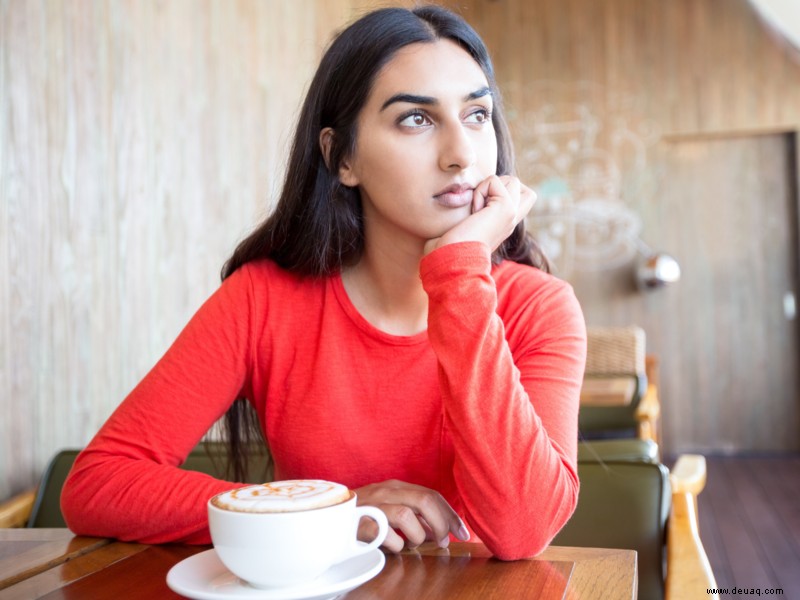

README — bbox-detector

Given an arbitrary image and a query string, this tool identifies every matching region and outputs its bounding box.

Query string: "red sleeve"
[60,266,259,544]
[420,242,586,560]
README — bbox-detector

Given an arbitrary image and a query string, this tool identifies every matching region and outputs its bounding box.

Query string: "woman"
[61,5,586,561]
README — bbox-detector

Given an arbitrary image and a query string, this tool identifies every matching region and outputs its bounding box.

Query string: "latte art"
[211,480,351,513]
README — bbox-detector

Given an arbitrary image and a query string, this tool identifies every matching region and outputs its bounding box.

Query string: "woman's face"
[339,40,498,248]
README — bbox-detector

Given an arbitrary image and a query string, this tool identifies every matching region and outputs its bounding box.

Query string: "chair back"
[580,325,647,434]
[552,439,670,600]
[28,444,271,528]
[28,450,81,528]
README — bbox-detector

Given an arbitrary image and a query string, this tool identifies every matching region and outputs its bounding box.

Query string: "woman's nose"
[438,123,477,172]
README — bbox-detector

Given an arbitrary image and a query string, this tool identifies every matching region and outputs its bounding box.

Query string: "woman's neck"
[341,235,429,337]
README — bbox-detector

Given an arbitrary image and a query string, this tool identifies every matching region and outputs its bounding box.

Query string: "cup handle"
[347,505,389,558]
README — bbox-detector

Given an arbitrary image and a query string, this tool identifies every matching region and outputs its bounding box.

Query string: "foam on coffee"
[211,480,351,513]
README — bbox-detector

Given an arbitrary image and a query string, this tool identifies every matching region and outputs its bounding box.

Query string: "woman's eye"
[398,112,432,128]
[465,109,491,124]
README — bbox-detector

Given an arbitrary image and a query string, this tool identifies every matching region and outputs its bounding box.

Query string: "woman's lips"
[434,185,474,208]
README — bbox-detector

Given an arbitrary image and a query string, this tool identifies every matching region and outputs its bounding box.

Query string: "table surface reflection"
[0,529,636,599]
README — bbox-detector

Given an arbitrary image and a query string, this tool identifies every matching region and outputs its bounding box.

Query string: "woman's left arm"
[420,241,586,561]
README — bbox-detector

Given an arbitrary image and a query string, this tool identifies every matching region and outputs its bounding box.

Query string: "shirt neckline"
[330,272,429,346]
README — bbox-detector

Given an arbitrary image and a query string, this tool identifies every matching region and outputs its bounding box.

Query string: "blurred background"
[2,0,799,507]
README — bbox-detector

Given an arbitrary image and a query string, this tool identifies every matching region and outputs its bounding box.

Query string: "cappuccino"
[207,479,389,588]
[211,480,351,513]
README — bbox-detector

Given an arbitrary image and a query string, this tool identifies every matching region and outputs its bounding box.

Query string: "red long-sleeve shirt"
[61,242,586,560]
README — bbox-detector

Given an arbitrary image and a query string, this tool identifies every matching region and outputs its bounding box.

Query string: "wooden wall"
[464,0,800,133]
[2,0,799,500]
[457,0,800,453]
[0,0,408,502]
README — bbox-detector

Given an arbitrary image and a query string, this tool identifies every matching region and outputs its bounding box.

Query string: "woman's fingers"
[496,175,521,205]
[472,174,505,212]
[357,507,408,552]
[384,504,429,548]
[426,175,536,254]
[355,480,468,553]
[496,175,535,224]
[472,182,486,213]
[469,175,526,247]
[517,181,537,221]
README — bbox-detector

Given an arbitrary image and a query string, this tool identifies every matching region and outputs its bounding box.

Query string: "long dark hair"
[217,5,550,481]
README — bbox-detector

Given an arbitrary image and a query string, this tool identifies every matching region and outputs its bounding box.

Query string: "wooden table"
[0,529,637,599]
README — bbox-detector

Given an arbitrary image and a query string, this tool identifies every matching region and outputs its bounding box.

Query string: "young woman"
[61,5,586,561]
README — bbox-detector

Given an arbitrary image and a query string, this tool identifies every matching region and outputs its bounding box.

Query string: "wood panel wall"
[457,0,800,453]
[463,0,800,134]
[2,0,799,500]
[0,0,411,501]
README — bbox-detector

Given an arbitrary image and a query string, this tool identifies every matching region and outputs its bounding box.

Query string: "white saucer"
[166,548,385,600]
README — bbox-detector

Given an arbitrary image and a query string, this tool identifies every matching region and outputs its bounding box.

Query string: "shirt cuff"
[419,241,492,285]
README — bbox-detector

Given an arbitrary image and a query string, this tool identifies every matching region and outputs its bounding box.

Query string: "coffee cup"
[208,480,388,589]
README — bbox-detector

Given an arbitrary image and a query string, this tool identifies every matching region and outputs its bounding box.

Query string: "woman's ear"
[319,127,359,187]
[319,128,335,170]
[338,161,359,187]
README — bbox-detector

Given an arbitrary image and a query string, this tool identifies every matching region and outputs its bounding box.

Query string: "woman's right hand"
[354,480,470,553]
[423,175,536,256]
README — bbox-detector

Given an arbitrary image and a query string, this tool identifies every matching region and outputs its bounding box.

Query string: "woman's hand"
[354,480,470,553]
[424,175,536,255]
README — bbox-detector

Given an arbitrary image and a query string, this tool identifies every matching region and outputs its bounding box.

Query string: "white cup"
[207,487,388,589]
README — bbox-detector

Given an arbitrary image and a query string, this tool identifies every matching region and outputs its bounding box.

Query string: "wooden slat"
[0,531,110,590]
[40,545,200,599]
[1,541,147,600]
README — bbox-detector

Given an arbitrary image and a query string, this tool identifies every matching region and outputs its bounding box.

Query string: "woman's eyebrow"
[465,86,492,102]
[380,86,492,111]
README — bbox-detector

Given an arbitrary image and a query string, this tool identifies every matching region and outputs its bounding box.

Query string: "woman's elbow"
[60,467,119,538]
[61,475,96,536]
[487,524,560,561]
[485,474,580,561]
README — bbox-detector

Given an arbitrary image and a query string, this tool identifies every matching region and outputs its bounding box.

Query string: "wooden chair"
[0,489,36,528]
[553,440,717,600]
[579,325,662,445]
[0,444,271,528]
[0,451,77,528]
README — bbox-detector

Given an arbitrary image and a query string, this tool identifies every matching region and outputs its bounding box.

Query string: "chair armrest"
[635,354,661,445]
[635,383,660,421]
[670,454,706,496]
[665,455,718,600]
[0,488,36,528]
[635,383,661,444]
